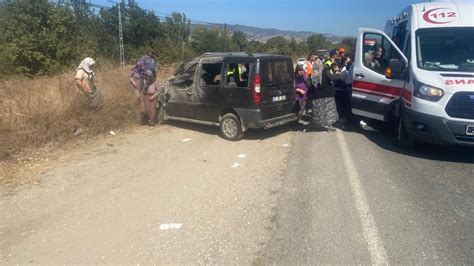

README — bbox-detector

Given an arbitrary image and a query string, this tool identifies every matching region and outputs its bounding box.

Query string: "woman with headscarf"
[310,62,341,132]
[74,57,103,112]
[139,70,163,126]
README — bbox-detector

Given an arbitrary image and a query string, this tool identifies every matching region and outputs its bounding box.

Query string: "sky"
[94,0,468,36]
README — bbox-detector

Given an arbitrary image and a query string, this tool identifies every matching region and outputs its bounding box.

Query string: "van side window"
[363,33,402,75]
[261,62,274,84]
[274,61,293,83]
[225,63,251,87]
[200,62,222,86]
[170,61,197,88]
[261,60,293,85]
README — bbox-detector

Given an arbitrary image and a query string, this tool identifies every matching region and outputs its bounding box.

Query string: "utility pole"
[223,23,227,52]
[118,0,125,67]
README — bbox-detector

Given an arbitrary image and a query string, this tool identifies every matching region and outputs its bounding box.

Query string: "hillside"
[191,22,347,43]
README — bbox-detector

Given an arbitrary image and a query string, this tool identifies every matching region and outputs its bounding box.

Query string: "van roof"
[201,52,292,60]
[411,1,473,29]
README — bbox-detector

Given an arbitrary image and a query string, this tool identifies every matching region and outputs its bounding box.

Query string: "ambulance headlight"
[414,80,444,102]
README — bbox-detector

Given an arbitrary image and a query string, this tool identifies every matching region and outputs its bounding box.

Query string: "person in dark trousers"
[334,56,352,124]
[308,63,341,132]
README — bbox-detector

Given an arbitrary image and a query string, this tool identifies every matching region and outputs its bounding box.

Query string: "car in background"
[296,58,306,66]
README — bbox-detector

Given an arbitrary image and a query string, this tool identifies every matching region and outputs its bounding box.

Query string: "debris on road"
[232,162,242,168]
[237,154,246,159]
[282,144,289,147]
[159,223,183,230]
[181,138,192,142]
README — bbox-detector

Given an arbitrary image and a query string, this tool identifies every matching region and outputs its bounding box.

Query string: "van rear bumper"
[235,109,298,130]
[404,108,474,146]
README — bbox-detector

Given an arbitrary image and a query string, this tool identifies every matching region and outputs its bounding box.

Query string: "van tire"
[220,113,243,141]
[397,115,414,149]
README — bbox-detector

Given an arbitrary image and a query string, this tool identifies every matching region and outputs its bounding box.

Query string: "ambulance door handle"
[355,73,365,78]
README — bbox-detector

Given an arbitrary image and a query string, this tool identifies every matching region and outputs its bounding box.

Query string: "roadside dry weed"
[0,63,176,158]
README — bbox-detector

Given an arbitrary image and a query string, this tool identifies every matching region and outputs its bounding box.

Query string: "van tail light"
[252,74,261,104]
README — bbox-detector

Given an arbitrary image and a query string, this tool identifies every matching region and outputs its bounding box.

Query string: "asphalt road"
[1,122,473,264]
[264,124,474,264]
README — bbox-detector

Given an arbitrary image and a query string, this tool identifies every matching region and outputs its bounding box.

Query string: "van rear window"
[260,60,293,85]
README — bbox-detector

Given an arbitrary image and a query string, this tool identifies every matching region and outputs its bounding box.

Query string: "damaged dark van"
[160,53,297,140]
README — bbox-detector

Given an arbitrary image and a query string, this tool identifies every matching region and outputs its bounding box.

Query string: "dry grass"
[0,63,177,156]
[0,63,177,187]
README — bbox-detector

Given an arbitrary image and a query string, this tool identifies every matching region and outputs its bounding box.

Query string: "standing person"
[337,47,346,67]
[74,57,103,112]
[313,54,324,85]
[139,70,163,126]
[129,60,145,101]
[294,65,309,118]
[335,57,352,123]
[141,48,156,76]
[324,50,339,69]
[309,63,341,132]
[373,46,387,71]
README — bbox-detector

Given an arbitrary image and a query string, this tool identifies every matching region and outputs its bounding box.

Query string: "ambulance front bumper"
[404,108,474,147]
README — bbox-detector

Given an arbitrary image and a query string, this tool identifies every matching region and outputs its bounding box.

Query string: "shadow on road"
[353,125,474,164]
[164,120,294,141]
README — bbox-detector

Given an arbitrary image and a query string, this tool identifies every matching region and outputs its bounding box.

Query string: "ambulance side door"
[352,28,408,121]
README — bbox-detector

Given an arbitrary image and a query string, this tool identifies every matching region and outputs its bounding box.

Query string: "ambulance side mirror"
[385,59,405,80]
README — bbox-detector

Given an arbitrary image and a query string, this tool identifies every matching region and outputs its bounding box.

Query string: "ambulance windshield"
[416,27,474,72]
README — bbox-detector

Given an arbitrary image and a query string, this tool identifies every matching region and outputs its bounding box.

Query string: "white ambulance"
[351,1,474,147]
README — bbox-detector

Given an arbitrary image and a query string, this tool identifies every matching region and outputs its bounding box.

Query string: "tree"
[231,31,247,52]
[191,27,221,54]
[0,0,78,75]
[247,40,266,53]
[340,37,356,56]
[307,34,331,54]
[265,36,290,55]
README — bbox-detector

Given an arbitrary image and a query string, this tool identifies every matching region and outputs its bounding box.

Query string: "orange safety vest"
[304,61,313,77]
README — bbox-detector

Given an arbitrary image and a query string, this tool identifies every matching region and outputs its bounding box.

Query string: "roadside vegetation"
[0,0,355,154]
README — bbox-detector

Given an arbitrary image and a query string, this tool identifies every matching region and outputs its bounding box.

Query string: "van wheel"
[220,113,243,141]
[397,115,414,149]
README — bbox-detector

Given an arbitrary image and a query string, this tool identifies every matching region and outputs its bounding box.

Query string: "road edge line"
[336,130,389,265]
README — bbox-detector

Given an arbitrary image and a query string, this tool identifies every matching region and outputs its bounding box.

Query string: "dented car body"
[161,52,297,140]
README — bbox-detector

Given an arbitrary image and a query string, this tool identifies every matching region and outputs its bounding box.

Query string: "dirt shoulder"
[1,123,294,263]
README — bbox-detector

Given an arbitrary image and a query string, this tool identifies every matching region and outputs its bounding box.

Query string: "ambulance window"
[393,21,408,50]
[363,33,402,75]
[404,34,411,62]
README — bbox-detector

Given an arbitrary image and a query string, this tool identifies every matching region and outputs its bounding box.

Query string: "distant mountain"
[190,23,347,44]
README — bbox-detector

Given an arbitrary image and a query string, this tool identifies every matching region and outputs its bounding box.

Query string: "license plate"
[467,125,474,136]
[272,95,286,102]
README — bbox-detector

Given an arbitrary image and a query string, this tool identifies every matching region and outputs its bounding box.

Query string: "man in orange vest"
[304,54,316,78]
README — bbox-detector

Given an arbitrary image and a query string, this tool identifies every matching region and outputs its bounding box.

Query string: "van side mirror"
[385,59,404,80]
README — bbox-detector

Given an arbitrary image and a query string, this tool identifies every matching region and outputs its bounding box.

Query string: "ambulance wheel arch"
[352,27,409,122]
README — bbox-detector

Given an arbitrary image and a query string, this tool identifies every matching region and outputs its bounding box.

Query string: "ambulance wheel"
[397,115,414,149]
[220,113,243,141]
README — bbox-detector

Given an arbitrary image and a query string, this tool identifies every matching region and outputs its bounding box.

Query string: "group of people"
[74,48,163,126]
[294,48,354,132]
[74,47,355,131]
[128,48,163,126]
